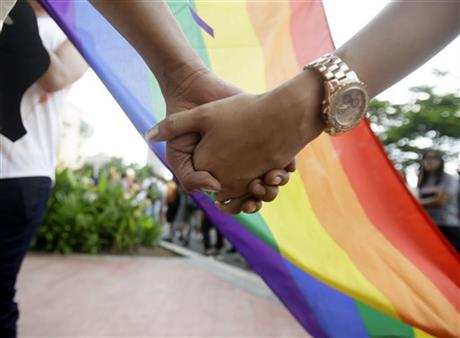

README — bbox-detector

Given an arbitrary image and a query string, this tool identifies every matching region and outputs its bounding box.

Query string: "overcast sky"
[67,0,459,172]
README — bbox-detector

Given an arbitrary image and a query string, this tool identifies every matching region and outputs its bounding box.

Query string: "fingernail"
[273,176,282,185]
[246,205,257,213]
[144,125,159,140]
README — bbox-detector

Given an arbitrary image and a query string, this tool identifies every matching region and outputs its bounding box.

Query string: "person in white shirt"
[0,2,87,336]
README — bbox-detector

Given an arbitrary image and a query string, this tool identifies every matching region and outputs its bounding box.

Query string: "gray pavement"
[163,223,250,270]
[17,253,309,337]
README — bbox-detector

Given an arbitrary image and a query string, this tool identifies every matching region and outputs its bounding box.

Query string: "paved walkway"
[17,254,308,337]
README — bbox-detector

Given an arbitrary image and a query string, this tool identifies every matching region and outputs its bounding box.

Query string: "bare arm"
[89,0,205,93]
[420,191,451,208]
[336,1,460,98]
[38,40,88,92]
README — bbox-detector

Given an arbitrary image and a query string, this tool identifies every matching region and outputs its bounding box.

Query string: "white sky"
[67,0,460,174]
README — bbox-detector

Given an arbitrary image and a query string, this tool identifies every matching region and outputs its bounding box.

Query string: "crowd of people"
[103,169,231,256]
[108,150,460,256]
[104,148,460,257]
[163,180,232,256]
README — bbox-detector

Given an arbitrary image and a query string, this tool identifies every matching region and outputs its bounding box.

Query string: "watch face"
[332,84,368,129]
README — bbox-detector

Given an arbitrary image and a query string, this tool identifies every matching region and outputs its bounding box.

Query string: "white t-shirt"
[0,16,67,180]
[0,0,16,32]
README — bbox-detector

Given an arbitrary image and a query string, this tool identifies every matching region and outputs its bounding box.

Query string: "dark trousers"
[0,177,52,338]
[202,218,223,251]
[439,225,460,253]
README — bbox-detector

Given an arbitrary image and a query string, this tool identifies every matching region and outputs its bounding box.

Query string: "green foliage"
[369,86,460,169]
[88,157,162,182]
[32,168,161,254]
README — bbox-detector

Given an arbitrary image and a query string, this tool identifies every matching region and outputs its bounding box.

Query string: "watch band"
[305,53,358,84]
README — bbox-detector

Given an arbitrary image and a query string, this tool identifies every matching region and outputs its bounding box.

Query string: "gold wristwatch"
[305,53,369,136]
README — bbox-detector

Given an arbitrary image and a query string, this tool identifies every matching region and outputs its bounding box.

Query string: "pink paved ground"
[17,255,308,337]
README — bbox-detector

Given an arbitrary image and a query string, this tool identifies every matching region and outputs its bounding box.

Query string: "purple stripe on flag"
[188,5,214,38]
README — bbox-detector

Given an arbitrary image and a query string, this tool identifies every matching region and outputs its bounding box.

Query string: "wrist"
[267,69,325,151]
[152,57,207,98]
[293,69,325,142]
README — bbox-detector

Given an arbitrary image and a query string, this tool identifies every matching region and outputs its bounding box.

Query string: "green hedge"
[32,168,161,254]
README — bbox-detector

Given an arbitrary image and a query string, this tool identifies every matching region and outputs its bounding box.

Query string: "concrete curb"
[159,240,280,304]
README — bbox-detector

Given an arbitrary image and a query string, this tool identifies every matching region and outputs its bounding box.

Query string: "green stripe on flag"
[235,213,279,251]
[356,301,415,338]
[148,0,212,122]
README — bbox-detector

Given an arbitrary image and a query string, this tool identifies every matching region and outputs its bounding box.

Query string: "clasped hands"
[146,65,324,214]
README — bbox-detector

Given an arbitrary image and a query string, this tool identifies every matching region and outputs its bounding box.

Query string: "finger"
[240,199,263,214]
[263,170,290,186]
[285,158,296,172]
[247,179,266,199]
[261,186,278,202]
[248,180,278,202]
[215,198,244,215]
[144,109,204,142]
[214,189,241,203]
[216,196,263,215]
[181,171,221,193]
[167,144,221,193]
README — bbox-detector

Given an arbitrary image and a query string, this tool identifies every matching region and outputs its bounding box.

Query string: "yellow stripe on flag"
[195,1,266,94]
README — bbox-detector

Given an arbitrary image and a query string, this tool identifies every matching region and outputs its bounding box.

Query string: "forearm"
[336,1,460,98]
[420,197,441,208]
[89,0,205,92]
[420,192,450,208]
[38,40,88,92]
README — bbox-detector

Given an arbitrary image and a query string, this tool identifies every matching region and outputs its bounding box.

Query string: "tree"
[369,85,460,170]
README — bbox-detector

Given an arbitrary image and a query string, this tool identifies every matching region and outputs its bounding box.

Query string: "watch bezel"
[325,81,369,134]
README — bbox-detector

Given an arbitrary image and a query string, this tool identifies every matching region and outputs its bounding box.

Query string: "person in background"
[201,213,224,256]
[457,167,460,225]
[173,188,199,246]
[109,167,122,186]
[143,196,155,219]
[164,179,180,242]
[0,2,87,336]
[417,149,460,252]
[151,177,168,224]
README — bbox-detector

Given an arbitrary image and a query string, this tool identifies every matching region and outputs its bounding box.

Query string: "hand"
[151,64,296,213]
[218,159,296,214]
[149,70,325,213]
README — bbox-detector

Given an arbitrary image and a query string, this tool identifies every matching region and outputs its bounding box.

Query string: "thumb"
[144,109,203,142]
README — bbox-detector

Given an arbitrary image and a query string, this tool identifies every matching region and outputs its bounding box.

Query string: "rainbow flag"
[39,1,459,337]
